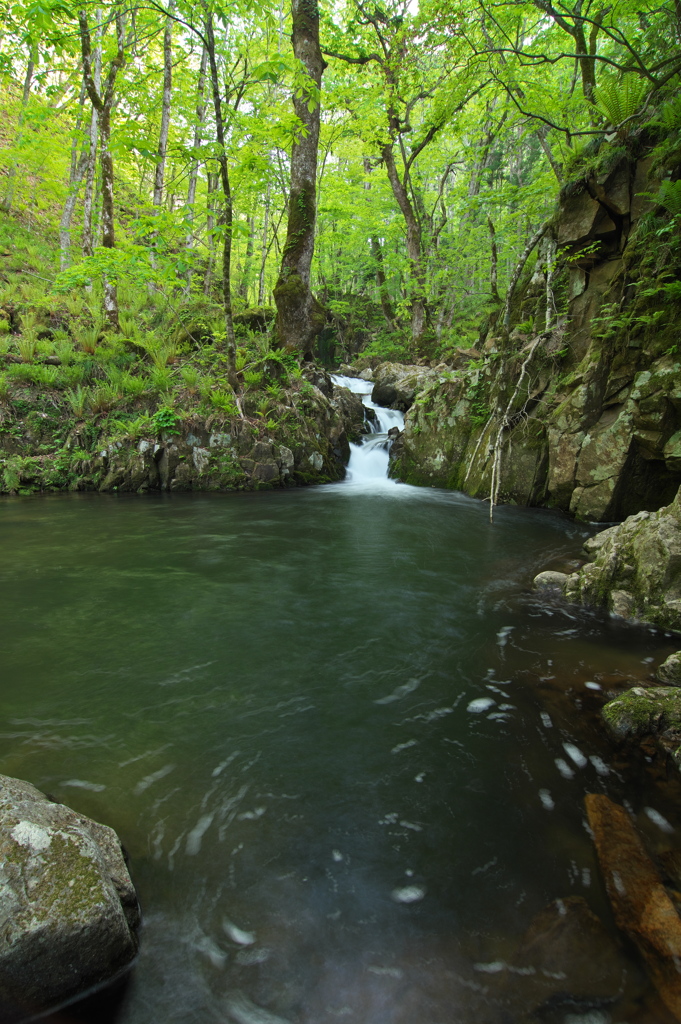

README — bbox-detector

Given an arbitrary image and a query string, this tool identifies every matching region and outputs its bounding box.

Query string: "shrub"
[209,390,237,416]
[151,406,182,435]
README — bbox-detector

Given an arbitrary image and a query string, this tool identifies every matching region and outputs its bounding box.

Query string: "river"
[0,378,678,1023]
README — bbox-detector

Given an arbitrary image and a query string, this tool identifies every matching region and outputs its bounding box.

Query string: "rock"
[602,686,681,767]
[371,382,398,407]
[583,525,620,557]
[381,155,681,518]
[0,774,139,1017]
[359,367,374,381]
[660,850,681,890]
[549,487,681,631]
[371,361,442,411]
[232,307,274,333]
[498,895,643,1018]
[657,653,681,686]
[610,588,637,619]
[533,570,569,594]
[585,793,681,1021]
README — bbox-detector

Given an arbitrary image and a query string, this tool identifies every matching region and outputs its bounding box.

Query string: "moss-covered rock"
[602,686,681,741]
[0,774,139,1016]
[0,370,366,495]
[557,488,681,630]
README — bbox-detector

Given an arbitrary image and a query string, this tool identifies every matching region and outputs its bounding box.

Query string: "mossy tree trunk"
[273,0,327,356]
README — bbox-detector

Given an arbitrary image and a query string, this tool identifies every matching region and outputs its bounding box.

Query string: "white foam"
[222,918,256,945]
[589,755,610,776]
[391,885,425,903]
[563,743,588,768]
[644,807,674,833]
[467,697,495,714]
[539,789,555,810]
[225,990,292,1024]
[61,778,106,792]
[186,813,214,855]
[554,758,574,779]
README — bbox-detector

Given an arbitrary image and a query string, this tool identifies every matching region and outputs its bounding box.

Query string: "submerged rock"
[0,774,139,1019]
[497,894,643,1018]
[585,793,681,1021]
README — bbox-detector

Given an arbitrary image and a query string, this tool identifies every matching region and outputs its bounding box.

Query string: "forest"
[1,0,679,377]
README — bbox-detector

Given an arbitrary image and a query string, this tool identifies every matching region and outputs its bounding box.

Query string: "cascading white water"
[332,374,405,486]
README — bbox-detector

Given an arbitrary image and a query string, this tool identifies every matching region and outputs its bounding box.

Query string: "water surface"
[0,485,676,1023]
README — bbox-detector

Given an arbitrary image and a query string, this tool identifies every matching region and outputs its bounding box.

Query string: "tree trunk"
[258,179,271,305]
[183,44,208,296]
[204,171,217,296]
[1,50,36,214]
[82,9,102,261]
[363,156,396,328]
[60,150,89,271]
[371,236,396,328]
[186,45,208,240]
[204,13,238,387]
[239,214,255,302]
[382,142,426,347]
[153,2,175,208]
[79,6,126,329]
[273,0,327,356]
[487,215,500,303]
[502,222,549,341]
[99,106,119,327]
[70,78,87,183]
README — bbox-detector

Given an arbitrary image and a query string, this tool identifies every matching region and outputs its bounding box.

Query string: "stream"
[0,377,679,1023]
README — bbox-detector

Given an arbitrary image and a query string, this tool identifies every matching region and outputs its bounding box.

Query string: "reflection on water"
[0,489,677,1024]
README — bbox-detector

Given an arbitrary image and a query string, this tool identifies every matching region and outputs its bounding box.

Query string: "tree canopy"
[0,0,678,361]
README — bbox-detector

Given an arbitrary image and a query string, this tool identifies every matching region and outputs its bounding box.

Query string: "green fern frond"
[593,74,650,127]
[656,179,681,218]
[658,95,681,131]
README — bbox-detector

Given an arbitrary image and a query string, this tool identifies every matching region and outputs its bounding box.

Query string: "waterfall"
[332,374,404,487]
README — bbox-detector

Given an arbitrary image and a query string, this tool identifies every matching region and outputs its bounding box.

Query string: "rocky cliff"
[388,142,681,521]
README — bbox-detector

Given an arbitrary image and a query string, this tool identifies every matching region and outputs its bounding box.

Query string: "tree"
[324,0,487,351]
[79,4,128,328]
[273,0,327,355]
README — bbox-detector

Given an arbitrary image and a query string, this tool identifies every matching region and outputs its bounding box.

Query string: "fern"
[593,74,650,127]
[658,95,681,131]
[655,179,681,218]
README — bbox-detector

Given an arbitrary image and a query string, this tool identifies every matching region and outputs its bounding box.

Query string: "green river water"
[0,484,678,1024]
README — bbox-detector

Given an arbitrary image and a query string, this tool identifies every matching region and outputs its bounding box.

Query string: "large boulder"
[558,487,681,631]
[371,362,442,411]
[0,774,139,1019]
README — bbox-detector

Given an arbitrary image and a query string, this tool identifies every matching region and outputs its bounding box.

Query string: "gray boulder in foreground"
[0,774,139,1017]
